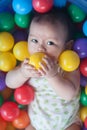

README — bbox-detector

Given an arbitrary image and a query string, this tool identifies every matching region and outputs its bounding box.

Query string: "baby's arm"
[39,55,80,101]
[5,59,41,89]
[47,69,80,101]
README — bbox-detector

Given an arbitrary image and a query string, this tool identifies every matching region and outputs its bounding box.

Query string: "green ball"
[15,13,31,28]
[68,4,86,22]
[18,104,27,109]
[0,95,4,106]
[80,89,87,106]
[0,12,15,31]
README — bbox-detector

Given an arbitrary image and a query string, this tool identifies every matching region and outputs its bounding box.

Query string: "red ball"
[14,84,34,105]
[84,117,87,128]
[0,115,7,130]
[0,102,20,121]
[32,0,53,13]
[80,58,87,77]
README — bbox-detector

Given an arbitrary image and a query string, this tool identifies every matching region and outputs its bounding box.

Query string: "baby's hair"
[30,7,75,43]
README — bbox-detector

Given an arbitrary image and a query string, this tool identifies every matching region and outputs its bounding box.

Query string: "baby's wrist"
[46,72,58,79]
[19,68,29,80]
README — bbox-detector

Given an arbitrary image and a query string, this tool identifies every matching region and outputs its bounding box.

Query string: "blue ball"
[83,20,87,36]
[0,0,12,12]
[12,0,32,14]
[54,0,67,7]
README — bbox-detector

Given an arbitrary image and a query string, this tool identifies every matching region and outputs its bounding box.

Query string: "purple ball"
[73,38,87,58]
[82,125,87,130]
[0,71,6,91]
[13,30,28,43]
[80,74,87,87]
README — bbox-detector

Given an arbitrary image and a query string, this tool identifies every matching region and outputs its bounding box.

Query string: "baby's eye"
[31,39,38,43]
[47,41,55,45]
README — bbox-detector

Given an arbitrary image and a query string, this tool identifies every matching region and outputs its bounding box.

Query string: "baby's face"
[28,20,67,60]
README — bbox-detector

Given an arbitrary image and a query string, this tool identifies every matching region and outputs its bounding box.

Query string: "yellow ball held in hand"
[29,52,45,69]
[0,52,16,72]
[0,32,14,52]
[59,50,80,71]
[13,41,30,61]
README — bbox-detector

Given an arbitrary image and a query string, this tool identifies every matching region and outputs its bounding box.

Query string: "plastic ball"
[0,52,16,72]
[0,71,6,91]
[54,0,66,7]
[15,13,31,28]
[0,115,7,130]
[0,12,15,31]
[0,95,4,106]
[80,75,87,87]
[14,84,34,105]
[80,58,87,77]
[12,0,32,14]
[12,110,30,129]
[85,118,87,128]
[13,41,30,61]
[83,20,87,37]
[6,122,16,130]
[0,0,10,12]
[0,32,14,52]
[0,87,13,100]
[13,30,28,43]
[73,38,87,58]
[83,125,87,130]
[59,50,80,72]
[9,94,27,109]
[85,86,87,95]
[80,106,87,122]
[68,4,86,22]
[80,89,87,106]
[0,102,20,121]
[29,52,45,69]
[32,0,53,13]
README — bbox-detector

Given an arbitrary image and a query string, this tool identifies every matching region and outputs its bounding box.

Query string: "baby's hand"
[20,59,41,78]
[38,55,58,78]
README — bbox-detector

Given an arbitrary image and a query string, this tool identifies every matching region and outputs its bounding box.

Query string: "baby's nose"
[38,44,46,52]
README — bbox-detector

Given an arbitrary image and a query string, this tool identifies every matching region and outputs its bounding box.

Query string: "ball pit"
[0,0,87,130]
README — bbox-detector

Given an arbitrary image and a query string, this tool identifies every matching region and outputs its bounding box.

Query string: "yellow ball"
[0,52,16,72]
[29,52,45,69]
[59,50,80,71]
[80,106,87,122]
[85,86,87,95]
[0,32,14,52]
[13,41,30,61]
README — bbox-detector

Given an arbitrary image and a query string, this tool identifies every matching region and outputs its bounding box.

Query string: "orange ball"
[12,110,30,129]
[0,87,13,100]
[6,122,16,130]
[29,52,45,69]
[0,115,7,130]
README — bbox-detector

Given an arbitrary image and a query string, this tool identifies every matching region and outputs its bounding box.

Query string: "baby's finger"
[24,58,29,63]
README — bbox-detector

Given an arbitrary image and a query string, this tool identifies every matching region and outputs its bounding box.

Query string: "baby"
[6,7,81,130]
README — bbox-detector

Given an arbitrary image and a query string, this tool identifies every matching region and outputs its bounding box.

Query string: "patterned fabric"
[28,77,80,130]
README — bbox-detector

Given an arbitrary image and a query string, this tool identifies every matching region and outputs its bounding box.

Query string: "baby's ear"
[65,40,74,50]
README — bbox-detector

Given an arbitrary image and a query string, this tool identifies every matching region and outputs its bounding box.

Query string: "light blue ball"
[54,0,67,7]
[83,20,87,36]
[12,0,32,14]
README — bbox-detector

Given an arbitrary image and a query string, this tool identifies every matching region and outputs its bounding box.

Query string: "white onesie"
[28,77,80,130]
